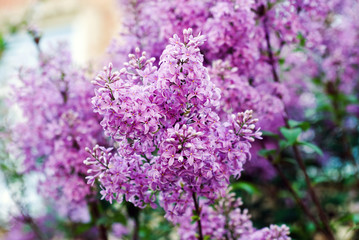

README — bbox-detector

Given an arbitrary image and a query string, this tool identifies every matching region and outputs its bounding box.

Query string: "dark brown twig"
[260,142,322,231]
[126,202,140,240]
[192,192,204,240]
[89,200,108,240]
[261,8,335,239]
[263,15,279,83]
[292,144,334,239]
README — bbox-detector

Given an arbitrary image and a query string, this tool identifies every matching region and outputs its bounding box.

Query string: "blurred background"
[0,0,121,237]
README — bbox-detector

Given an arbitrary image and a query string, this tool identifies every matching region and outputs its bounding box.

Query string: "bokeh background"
[0,0,121,237]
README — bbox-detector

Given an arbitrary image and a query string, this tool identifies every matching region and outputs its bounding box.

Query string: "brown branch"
[263,15,279,83]
[192,192,204,240]
[292,145,334,239]
[326,82,359,177]
[261,142,322,231]
[126,202,140,240]
[89,200,108,240]
[260,8,335,239]
[18,211,45,240]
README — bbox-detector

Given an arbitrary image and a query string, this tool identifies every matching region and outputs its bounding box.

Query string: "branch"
[192,192,204,240]
[89,200,108,240]
[260,142,322,231]
[260,8,335,239]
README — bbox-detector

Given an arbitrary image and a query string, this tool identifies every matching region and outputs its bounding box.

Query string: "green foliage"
[191,214,200,223]
[287,120,310,131]
[298,141,323,156]
[280,127,302,145]
[297,32,306,47]
[138,207,174,240]
[231,181,260,195]
[0,32,6,58]
[258,149,277,158]
[203,235,211,240]
[262,130,280,139]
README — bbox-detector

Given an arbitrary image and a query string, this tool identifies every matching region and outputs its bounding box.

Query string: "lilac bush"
[8,42,113,239]
[2,0,359,239]
[110,0,301,178]
[95,0,359,238]
[11,43,104,211]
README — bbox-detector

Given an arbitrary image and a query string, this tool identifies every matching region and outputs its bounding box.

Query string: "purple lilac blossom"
[109,0,335,177]
[11,43,107,218]
[177,189,291,240]
[86,29,262,222]
[5,215,62,240]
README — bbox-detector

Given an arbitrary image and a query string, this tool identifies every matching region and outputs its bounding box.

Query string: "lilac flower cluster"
[208,60,284,179]
[315,0,359,94]
[121,0,356,108]
[209,60,286,129]
[109,0,167,67]
[177,190,291,240]
[11,43,106,215]
[110,0,321,177]
[4,214,101,240]
[111,0,352,133]
[86,29,262,221]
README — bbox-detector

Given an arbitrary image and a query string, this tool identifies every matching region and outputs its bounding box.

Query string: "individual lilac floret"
[231,110,263,142]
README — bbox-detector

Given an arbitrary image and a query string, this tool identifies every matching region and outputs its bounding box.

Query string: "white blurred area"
[0,0,122,232]
[0,0,121,63]
[0,0,122,97]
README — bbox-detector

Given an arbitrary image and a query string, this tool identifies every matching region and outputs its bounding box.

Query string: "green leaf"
[96,217,109,226]
[261,130,280,139]
[297,32,306,47]
[258,149,276,157]
[281,157,296,165]
[0,32,6,57]
[231,182,260,195]
[151,147,159,156]
[337,213,359,224]
[312,76,322,86]
[298,141,323,156]
[280,127,302,145]
[287,120,310,131]
[112,212,127,225]
[74,223,93,235]
[204,235,211,240]
[279,140,289,150]
[191,214,200,223]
